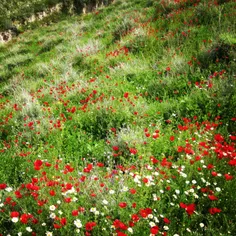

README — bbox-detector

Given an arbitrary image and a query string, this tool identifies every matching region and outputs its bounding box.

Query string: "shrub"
[193,3,218,25]
[112,17,133,42]
[197,40,233,70]
[0,0,62,31]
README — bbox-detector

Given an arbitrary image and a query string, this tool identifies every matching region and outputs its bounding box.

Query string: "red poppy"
[131,214,139,222]
[0,183,7,190]
[72,210,79,216]
[119,202,127,208]
[224,174,233,181]
[180,202,196,216]
[150,226,159,234]
[124,92,129,98]
[10,211,19,218]
[139,208,152,218]
[130,188,136,194]
[49,190,56,196]
[211,171,218,177]
[117,232,127,236]
[60,217,67,226]
[208,195,218,201]
[142,177,148,183]
[164,217,170,224]
[54,224,61,229]
[20,214,29,224]
[113,146,119,151]
[85,222,96,231]
[186,204,196,215]
[209,207,221,215]
[129,148,138,155]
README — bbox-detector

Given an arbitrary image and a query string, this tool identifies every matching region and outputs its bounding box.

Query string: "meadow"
[0,0,235,235]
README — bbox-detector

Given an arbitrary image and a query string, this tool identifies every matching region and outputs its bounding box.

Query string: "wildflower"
[46,232,53,236]
[224,174,233,181]
[109,190,115,194]
[119,202,127,208]
[131,214,139,222]
[129,148,138,155]
[180,202,196,216]
[60,217,67,226]
[5,187,13,192]
[10,212,20,218]
[208,195,218,201]
[150,226,159,235]
[112,146,119,151]
[154,217,159,223]
[148,214,154,219]
[209,207,221,215]
[50,213,56,219]
[72,210,79,216]
[130,188,136,194]
[163,226,169,230]
[102,200,108,205]
[74,219,82,228]
[26,227,32,232]
[12,217,19,223]
[175,190,180,194]
[149,222,156,227]
[153,194,158,201]
[49,205,56,211]
[58,210,63,215]
[20,214,30,224]
[124,92,129,98]
[90,207,96,213]
[140,208,152,218]
[121,186,128,192]
[85,221,96,231]
[164,218,170,224]
[128,228,133,234]
[199,223,204,228]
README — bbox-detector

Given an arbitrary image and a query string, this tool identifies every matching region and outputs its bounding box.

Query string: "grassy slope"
[0,0,236,235]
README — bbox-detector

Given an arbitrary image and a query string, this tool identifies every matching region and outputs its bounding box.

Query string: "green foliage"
[0,0,235,235]
[38,38,64,54]
[197,40,233,69]
[0,0,62,31]
[193,3,218,25]
[112,17,134,42]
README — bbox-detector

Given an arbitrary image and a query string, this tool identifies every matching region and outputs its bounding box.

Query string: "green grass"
[0,0,236,235]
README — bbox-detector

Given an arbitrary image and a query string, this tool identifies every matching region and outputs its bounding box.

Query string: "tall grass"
[0,0,235,235]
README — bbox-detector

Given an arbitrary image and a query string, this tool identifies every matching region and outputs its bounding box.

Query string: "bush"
[112,17,133,42]
[198,40,233,70]
[0,0,63,31]
[193,3,218,25]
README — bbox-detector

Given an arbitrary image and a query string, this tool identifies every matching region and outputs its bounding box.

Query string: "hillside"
[0,0,236,235]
